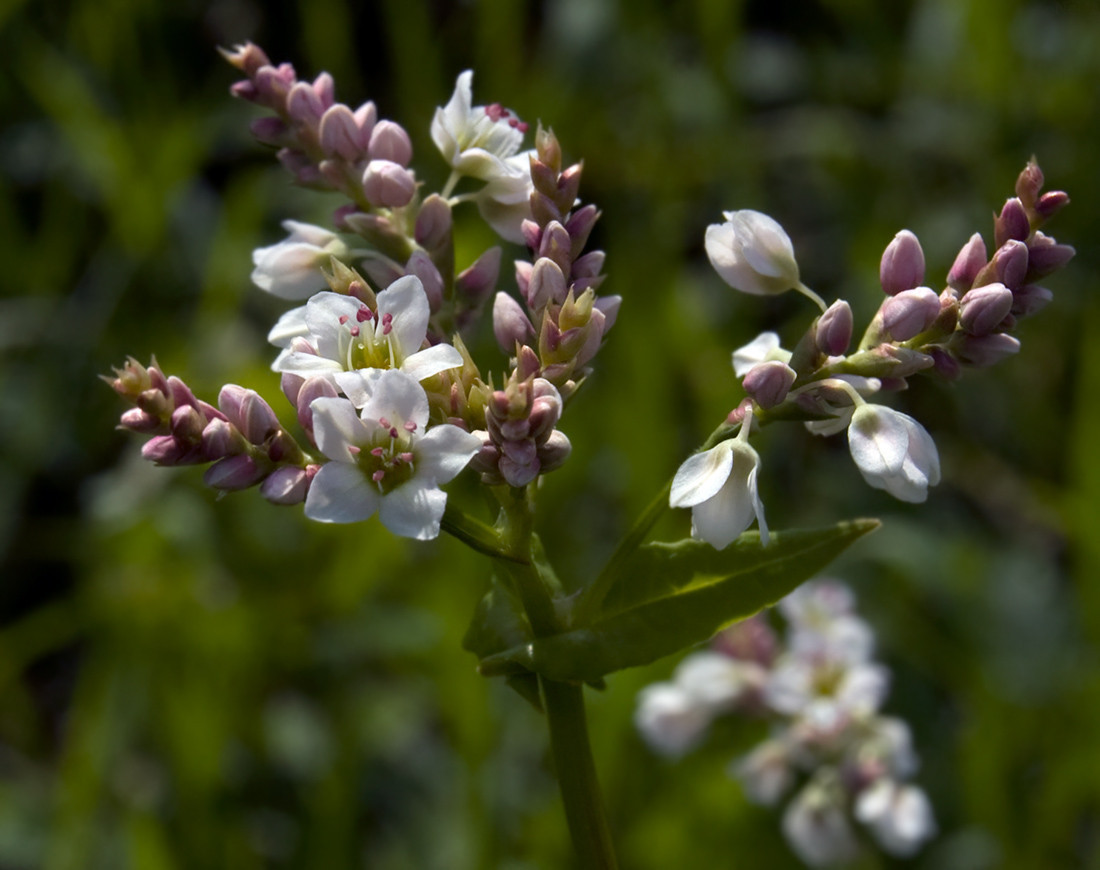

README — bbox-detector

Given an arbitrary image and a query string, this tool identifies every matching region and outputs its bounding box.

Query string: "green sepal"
[477,520,879,684]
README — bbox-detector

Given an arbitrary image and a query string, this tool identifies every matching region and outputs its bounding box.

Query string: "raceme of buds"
[471,376,570,487]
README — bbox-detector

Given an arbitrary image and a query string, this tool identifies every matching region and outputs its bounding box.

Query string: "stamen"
[389,426,399,439]
[349,325,360,337]
[485,103,504,122]
[372,470,385,482]
[398,452,414,464]
[338,314,349,325]
[347,445,361,455]
[370,447,385,457]
[356,305,372,323]
[378,417,391,428]
[403,420,417,432]
[381,312,393,336]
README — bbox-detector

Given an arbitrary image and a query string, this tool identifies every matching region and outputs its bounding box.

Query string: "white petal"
[333,368,385,407]
[303,291,361,362]
[730,210,798,280]
[251,242,329,299]
[360,369,429,431]
[401,343,464,381]
[280,220,338,246]
[670,442,733,508]
[634,682,712,758]
[304,462,378,523]
[377,275,430,361]
[732,331,785,376]
[274,352,342,378]
[848,405,910,478]
[415,425,483,484]
[267,305,309,348]
[378,480,447,540]
[311,397,369,461]
[705,222,768,295]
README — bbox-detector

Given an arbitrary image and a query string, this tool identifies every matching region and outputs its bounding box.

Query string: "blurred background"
[2,0,1098,867]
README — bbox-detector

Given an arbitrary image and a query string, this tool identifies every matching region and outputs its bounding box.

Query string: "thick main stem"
[497,486,618,868]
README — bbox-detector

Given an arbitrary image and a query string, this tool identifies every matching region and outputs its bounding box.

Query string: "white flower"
[431,71,528,181]
[732,331,792,377]
[732,739,794,806]
[706,210,801,297]
[854,779,936,857]
[634,682,713,758]
[766,655,890,730]
[669,425,768,550]
[782,775,861,867]
[304,370,482,538]
[476,152,535,243]
[272,275,463,389]
[251,220,349,300]
[780,581,875,664]
[847,404,940,503]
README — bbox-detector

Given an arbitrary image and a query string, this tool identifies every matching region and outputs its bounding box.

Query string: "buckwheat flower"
[732,331,791,377]
[669,413,768,550]
[304,370,482,538]
[274,276,463,387]
[634,682,713,758]
[782,773,861,867]
[431,70,528,182]
[780,581,875,664]
[854,779,936,857]
[251,220,350,300]
[766,654,890,731]
[706,210,825,309]
[733,739,795,806]
[476,152,536,243]
[847,404,940,503]
[673,650,768,712]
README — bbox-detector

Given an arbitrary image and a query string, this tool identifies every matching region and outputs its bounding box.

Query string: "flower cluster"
[108,46,619,539]
[636,580,935,866]
[674,161,1072,548]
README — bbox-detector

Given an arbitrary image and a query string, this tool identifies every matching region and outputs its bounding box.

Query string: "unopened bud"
[170,405,205,444]
[959,283,1013,335]
[947,233,988,292]
[989,240,1029,290]
[368,120,413,166]
[880,287,940,341]
[537,429,572,473]
[1011,284,1053,318]
[456,247,502,306]
[1026,232,1075,278]
[142,435,195,466]
[238,391,280,444]
[565,204,600,259]
[928,347,961,380]
[571,250,605,281]
[319,104,366,160]
[297,377,338,435]
[219,42,271,76]
[250,116,290,147]
[595,295,621,333]
[362,160,416,208]
[201,418,247,459]
[816,300,853,356]
[119,407,163,433]
[286,81,325,127]
[879,230,925,296]
[555,164,583,213]
[743,361,797,409]
[527,257,567,310]
[260,465,315,505]
[405,251,444,312]
[204,454,266,491]
[414,195,452,251]
[1015,159,1044,209]
[1035,190,1069,220]
[952,332,1021,368]
[537,221,573,274]
[994,197,1030,248]
[535,125,562,173]
[492,292,534,353]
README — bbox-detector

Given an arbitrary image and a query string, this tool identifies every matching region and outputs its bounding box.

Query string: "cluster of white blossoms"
[672,160,1072,549]
[636,580,936,866]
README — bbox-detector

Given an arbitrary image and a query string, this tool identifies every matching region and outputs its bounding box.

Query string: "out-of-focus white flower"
[780,580,875,664]
[855,779,937,857]
[475,152,535,243]
[706,210,809,300]
[847,404,940,503]
[304,370,481,538]
[674,650,767,711]
[670,420,768,550]
[732,739,794,806]
[272,276,462,388]
[431,71,528,182]
[766,655,890,732]
[251,220,349,300]
[634,682,713,758]
[782,774,861,867]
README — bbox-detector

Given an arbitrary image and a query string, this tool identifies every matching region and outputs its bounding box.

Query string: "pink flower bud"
[947,233,988,292]
[362,160,416,208]
[816,300,853,356]
[368,120,413,166]
[565,204,600,257]
[119,407,163,433]
[311,72,334,110]
[219,42,271,76]
[879,230,925,296]
[537,430,572,473]
[297,377,338,436]
[492,292,535,353]
[1035,190,1069,220]
[571,250,605,281]
[538,221,573,274]
[260,465,315,505]
[286,81,325,126]
[1026,232,1075,278]
[170,405,205,443]
[928,347,961,380]
[201,418,246,459]
[238,391,280,444]
[353,101,377,141]
[594,295,621,333]
[994,197,1030,248]
[880,287,940,340]
[742,361,797,409]
[959,283,1013,335]
[516,345,541,380]
[414,194,452,250]
[1015,159,1044,208]
[556,164,583,212]
[953,333,1021,367]
[203,454,266,491]
[249,116,290,147]
[142,435,195,465]
[254,63,297,107]
[456,246,502,305]
[1011,284,1053,318]
[521,219,542,251]
[319,104,366,160]
[527,258,567,309]
[405,251,445,312]
[989,239,1029,290]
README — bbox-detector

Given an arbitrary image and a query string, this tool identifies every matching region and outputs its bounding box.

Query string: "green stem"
[541,678,619,870]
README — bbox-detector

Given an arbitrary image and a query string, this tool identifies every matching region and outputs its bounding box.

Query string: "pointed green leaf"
[478,520,879,683]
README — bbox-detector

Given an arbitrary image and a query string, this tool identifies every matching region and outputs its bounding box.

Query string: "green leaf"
[477,520,879,683]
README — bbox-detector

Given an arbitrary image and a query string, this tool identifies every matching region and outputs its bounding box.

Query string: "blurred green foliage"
[2,0,1098,867]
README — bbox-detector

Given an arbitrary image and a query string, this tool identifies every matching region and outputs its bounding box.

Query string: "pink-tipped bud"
[565,204,600,258]
[816,300,853,356]
[456,247,502,306]
[1011,284,1053,318]
[989,239,1029,290]
[142,435,196,466]
[238,391,280,444]
[1025,232,1075,278]
[516,345,541,380]
[311,72,334,110]
[492,292,534,353]
[254,63,297,107]
[203,454,266,491]
[571,250,605,281]
[281,372,305,408]
[556,163,583,212]
[167,376,199,411]
[537,429,572,473]
[1015,159,1044,208]
[1035,190,1069,220]
[994,197,1031,248]
[368,121,412,167]
[218,384,249,428]
[514,259,533,300]
[947,233,988,292]
[362,160,416,208]
[537,221,573,274]
[880,287,940,340]
[959,283,1013,335]
[353,101,377,141]
[286,81,325,127]
[219,42,271,76]
[260,465,315,505]
[928,347,961,380]
[170,405,205,443]
[952,332,1021,368]
[594,295,621,333]
[527,258,567,310]
[119,407,163,433]
[743,361,797,409]
[879,230,925,296]
[414,195,452,251]
[297,377,338,436]
[201,418,246,459]
[319,104,366,160]
[249,116,290,147]
[405,251,444,313]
